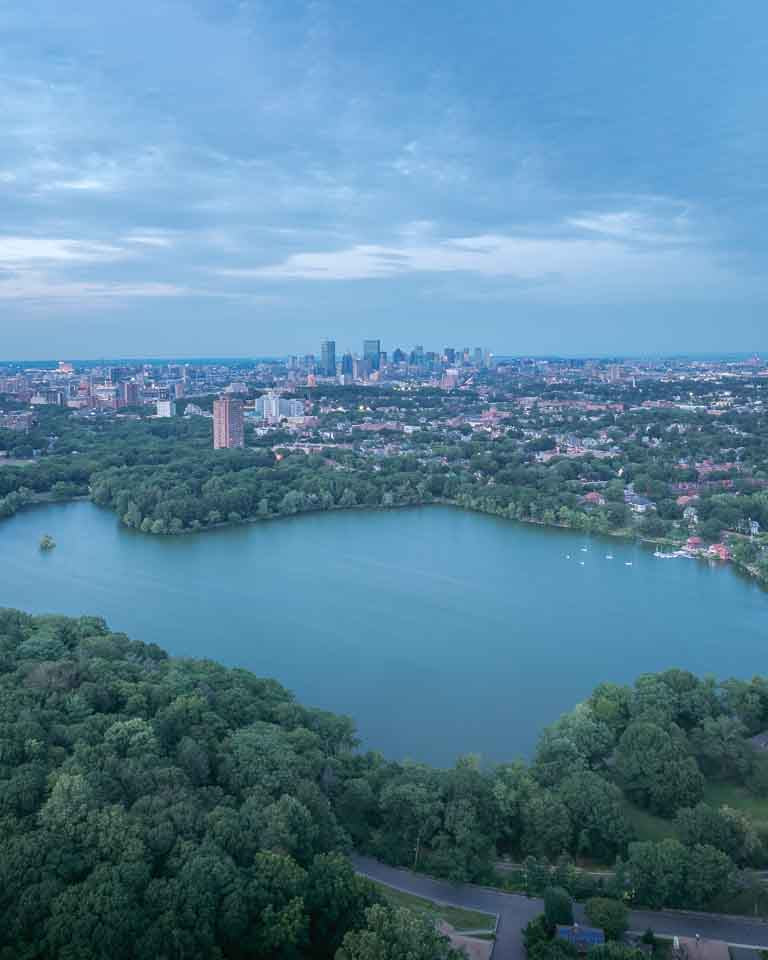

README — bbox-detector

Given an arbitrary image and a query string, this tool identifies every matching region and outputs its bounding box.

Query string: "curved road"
[353,855,768,960]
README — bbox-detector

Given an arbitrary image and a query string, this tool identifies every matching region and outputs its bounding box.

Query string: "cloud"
[43,178,114,192]
[0,236,128,264]
[0,271,190,301]
[212,206,767,303]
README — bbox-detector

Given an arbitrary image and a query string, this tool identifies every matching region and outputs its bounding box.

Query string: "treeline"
[0,609,463,960]
[343,670,768,909]
[4,608,768,959]
[5,405,768,560]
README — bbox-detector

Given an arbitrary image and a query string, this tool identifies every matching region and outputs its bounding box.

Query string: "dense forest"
[0,609,463,960]
[3,608,768,958]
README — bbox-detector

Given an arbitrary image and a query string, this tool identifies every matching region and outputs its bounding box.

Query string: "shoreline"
[9,493,766,590]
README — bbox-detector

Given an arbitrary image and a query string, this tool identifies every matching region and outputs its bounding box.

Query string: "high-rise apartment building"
[363,339,381,371]
[320,339,336,376]
[119,381,140,408]
[213,395,245,449]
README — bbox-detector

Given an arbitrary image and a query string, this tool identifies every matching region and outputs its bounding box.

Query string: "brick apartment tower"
[213,396,245,449]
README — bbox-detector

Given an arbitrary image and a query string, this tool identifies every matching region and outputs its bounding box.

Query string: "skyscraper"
[320,339,336,376]
[213,395,245,449]
[363,339,381,371]
[341,352,354,375]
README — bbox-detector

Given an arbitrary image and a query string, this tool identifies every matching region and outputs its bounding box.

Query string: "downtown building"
[213,395,245,449]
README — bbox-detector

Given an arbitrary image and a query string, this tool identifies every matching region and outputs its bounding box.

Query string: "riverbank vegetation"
[4,607,768,959]
[4,388,768,586]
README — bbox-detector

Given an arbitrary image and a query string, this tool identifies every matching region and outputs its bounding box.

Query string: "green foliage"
[0,609,378,959]
[617,839,736,909]
[589,944,647,960]
[676,802,763,866]
[523,913,554,953]
[543,886,573,929]
[0,602,759,955]
[584,897,629,940]
[335,904,464,960]
[616,721,704,815]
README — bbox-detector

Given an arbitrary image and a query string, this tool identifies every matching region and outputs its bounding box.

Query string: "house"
[582,491,606,506]
[683,506,699,525]
[686,536,703,550]
[625,493,655,514]
[708,543,732,561]
[556,925,605,953]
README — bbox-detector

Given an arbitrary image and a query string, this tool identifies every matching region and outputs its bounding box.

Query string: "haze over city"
[3,0,768,358]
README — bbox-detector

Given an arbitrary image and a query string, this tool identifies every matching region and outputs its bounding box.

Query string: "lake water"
[1,501,765,765]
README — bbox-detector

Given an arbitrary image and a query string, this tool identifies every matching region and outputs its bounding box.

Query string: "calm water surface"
[1,501,765,765]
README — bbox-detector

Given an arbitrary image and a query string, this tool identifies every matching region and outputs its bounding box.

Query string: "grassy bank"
[372,882,497,933]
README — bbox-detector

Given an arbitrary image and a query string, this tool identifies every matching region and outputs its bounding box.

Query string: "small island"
[38,534,56,551]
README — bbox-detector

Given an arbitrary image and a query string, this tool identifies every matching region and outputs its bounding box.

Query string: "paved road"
[353,855,768,960]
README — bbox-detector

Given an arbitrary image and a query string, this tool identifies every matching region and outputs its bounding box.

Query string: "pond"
[1,501,765,765]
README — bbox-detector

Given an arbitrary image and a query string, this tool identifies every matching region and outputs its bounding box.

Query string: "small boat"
[605,554,614,560]
[579,561,585,566]
[580,547,588,552]
[625,561,633,566]
[39,534,56,551]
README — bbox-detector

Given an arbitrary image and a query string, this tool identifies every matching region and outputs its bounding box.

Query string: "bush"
[544,886,573,929]
[523,914,552,953]
[585,897,628,940]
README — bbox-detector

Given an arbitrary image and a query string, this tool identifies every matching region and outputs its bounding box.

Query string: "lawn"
[372,882,497,933]
[702,782,768,825]
[621,798,679,844]
[621,781,768,846]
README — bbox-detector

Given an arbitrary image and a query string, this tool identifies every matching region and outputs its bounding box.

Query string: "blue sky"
[1,0,767,358]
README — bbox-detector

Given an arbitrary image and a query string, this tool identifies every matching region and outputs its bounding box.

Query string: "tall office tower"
[392,348,406,364]
[473,347,483,366]
[363,339,381,371]
[341,352,354,375]
[320,339,336,376]
[213,395,245,449]
[444,347,456,364]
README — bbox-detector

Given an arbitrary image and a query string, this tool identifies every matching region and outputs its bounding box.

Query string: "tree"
[305,854,381,960]
[676,803,763,866]
[618,839,688,908]
[616,721,703,815]
[690,716,750,780]
[544,886,573,929]
[335,904,464,960]
[585,898,628,940]
[557,771,632,860]
[684,844,736,908]
[617,839,735,909]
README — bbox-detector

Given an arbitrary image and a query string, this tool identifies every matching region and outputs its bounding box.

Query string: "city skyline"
[2,1,768,358]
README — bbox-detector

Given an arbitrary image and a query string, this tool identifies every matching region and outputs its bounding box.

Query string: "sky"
[1,0,767,359]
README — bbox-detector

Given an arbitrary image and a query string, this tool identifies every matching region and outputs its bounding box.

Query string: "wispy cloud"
[0,236,129,264]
